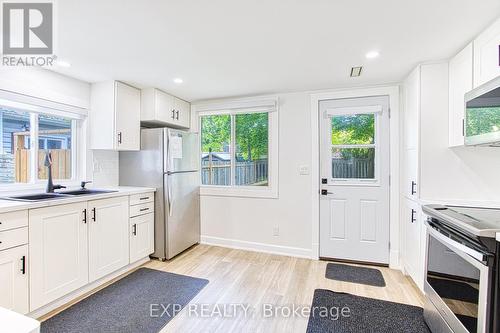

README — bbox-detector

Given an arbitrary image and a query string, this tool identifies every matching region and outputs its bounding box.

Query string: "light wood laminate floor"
[146,245,424,332]
[41,244,424,332]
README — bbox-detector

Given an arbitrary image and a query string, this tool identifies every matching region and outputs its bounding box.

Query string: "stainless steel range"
[422,205,500,333]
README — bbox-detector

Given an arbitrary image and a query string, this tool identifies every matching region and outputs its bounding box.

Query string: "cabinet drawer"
[0,227,28,251]
[130,202,154,217]
[0,210,28,232]
[130,192,154,206]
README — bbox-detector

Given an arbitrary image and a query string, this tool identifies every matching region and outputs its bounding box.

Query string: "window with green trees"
[330,113,376,179]
[201,112,269,186]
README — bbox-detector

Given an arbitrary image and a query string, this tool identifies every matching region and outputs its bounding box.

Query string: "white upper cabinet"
[90,81,141,151]
[141,88,191,128]
[473,17,500,87]
[449,43,473,147]
[403,67,420,151]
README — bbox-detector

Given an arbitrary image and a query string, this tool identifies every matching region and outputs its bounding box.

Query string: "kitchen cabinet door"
[403,199,424,289]
[403,67,420,150]
[173,97,191,128]
[156,89,175,124]
[90,81,141,151]
[129,213,154,263]
[473,17,500,87]
[115,81,141,151]
[449,43,473,147]
[403,148,418,200]
[29,202,88,311]
[88,196,129,282]
[0,245,28,314]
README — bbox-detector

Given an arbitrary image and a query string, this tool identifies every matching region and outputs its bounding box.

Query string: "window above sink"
[0,94,86,191]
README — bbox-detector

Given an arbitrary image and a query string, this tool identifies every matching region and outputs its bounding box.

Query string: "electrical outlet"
[92,160,100,172]
[273,226,279,236]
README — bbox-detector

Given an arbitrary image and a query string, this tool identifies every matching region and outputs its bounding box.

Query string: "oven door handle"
[426,221,488,264]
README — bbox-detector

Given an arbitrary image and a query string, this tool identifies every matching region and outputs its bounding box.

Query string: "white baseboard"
[29,257,150,319]
[389,249,400,270]
[201,235,313,259]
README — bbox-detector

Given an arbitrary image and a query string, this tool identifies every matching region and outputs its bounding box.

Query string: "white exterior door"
[88,196,129,282]
[319,96,390,264]
[0,245,28,314]
[29,202,88,311]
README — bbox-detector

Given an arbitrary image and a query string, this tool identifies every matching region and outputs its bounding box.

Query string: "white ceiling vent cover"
[350,66,363,77]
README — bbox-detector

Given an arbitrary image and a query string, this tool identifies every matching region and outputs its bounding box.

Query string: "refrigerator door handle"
[166,175,173,217]
[167,170,198,175]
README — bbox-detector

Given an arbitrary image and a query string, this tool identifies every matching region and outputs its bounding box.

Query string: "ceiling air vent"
[350,66,363,77]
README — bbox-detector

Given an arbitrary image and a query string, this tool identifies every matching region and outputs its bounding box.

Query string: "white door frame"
[310,86,400,269]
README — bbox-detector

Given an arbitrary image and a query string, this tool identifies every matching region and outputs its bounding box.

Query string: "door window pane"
[0,108,32,183]
[331,114,375,145]
[38,114,72,180]
[235,112,269,186]
[332,148,375,179]
[201,114,231,185]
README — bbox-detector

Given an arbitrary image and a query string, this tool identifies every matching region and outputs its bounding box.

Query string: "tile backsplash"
[91,150,119,186]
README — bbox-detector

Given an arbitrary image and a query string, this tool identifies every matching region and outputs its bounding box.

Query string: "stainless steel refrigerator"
[119,128,200,260]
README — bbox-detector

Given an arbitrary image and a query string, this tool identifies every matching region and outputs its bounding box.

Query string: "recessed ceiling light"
[365,51,380,59]
[173,78,183,84]
[56,60,71,67]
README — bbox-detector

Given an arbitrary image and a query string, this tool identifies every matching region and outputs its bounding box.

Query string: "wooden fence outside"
[201,159,268,186]
[13,149,71,182]
[332,158,374,179]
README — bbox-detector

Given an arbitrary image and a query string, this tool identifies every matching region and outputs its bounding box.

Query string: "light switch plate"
[299,165,310,175]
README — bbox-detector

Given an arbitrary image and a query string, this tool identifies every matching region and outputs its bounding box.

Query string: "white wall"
[194,92,314,257]
[419,64,500,203]
[0,67,90,109]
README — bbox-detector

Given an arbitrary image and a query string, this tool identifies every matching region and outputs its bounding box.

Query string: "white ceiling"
[53,0,500,102]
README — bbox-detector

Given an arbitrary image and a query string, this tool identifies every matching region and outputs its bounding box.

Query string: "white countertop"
[419,198,500,209]
[0,307,40,333]
[0,186,156,214]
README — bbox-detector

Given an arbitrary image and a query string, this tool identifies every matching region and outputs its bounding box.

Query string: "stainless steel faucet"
[44,151,66,193]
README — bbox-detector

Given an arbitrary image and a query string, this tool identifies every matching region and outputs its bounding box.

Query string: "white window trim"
[0,91,86,191]
[327,110,381,186]
[196,98,279,199]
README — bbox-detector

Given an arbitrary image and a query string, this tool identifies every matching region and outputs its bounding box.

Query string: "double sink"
[4,189,117,202]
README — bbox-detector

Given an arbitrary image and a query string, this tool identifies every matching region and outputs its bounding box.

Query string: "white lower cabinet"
[29,202,89,311]
[88,196,130,282]
[0,245,28,314]
[402,198,425,290]
[27,193,153,312]
[130,213,154,263]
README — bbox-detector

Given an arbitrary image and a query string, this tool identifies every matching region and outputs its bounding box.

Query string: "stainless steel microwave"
[465,75,500,146]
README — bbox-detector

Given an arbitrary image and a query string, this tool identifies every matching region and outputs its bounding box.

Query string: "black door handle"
[176,110,179,120]
[21,256,26,274]
[411,181,417,195]
[172,109,176,119]
[321,189,333,195]
[132,224,137,236]
[83,209,87,224]
[92,208,96,222]
[118,132,122,144]
[411,209,416,223]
